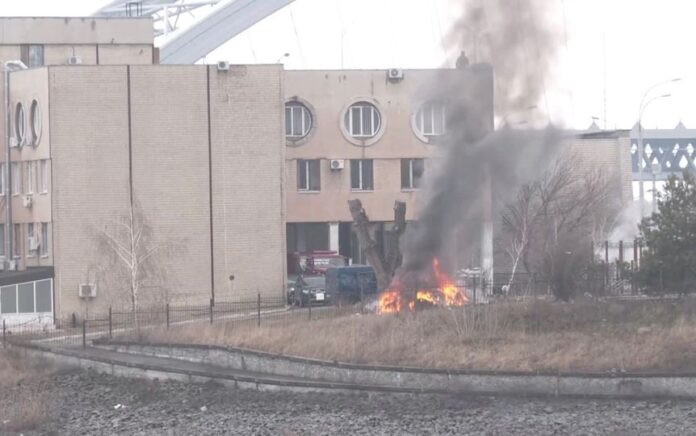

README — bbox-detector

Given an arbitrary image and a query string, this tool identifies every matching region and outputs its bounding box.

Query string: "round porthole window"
[339,98,386,147]
[412,101,447,144]
[14,102,25,145]
[30,100,41,146]
[285,102,313,139]
[344,101,381,138]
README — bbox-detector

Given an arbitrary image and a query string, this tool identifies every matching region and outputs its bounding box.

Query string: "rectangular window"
[348,105,378,137]
[401,158,425,189]
[350,159,374,191]
[419,103,447,136]
[27,223,34,257]
[25,161,34,194]
[17,282,34,313]
[39,160,48,193]
[20,44,44,68]
[13,223,21,258]
[35,279,52,313]
[0,285,17,314]
[41,223,48,257]
[297,159,321,191]
[11,162,20,195]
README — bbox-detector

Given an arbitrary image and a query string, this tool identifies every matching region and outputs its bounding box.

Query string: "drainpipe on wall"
[3,60,27,269]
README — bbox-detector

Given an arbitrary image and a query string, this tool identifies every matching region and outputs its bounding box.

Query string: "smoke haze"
[399,0,563,275]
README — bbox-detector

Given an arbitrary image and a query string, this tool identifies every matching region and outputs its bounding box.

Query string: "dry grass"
[137,299,696,373]
[0,349,54,432]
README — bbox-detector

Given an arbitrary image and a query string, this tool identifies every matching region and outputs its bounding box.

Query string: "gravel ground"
[2,370,696,435]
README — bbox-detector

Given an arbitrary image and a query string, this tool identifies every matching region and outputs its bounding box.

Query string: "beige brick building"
[283,66,495,264]
[282,68,633,271]
[0,17,286,322]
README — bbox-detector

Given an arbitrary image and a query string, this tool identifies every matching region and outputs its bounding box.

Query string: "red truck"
[287,250,348,276]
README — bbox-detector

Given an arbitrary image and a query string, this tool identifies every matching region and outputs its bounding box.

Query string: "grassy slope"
[139,299,696,373]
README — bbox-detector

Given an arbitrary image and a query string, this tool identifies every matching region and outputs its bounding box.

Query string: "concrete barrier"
[92,340,696,399]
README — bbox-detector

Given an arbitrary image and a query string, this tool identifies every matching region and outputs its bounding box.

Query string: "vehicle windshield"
[302,276,325,287]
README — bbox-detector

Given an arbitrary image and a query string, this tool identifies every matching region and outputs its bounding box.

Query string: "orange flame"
[378,258,469,314]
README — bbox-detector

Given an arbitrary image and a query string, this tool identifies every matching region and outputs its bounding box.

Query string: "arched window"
[30,100,41,145]
[14,102,25,145]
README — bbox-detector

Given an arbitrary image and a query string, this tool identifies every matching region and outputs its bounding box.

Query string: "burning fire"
[378,258,469,314]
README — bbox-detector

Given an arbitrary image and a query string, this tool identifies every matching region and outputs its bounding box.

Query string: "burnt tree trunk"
[386,201,407,276]
[348,199,405,291]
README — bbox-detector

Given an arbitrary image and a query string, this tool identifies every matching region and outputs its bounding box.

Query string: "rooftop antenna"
[602,32,608,130]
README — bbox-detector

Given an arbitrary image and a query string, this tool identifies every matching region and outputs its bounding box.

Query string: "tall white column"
[329,222,339,253]
[481,164,494,293]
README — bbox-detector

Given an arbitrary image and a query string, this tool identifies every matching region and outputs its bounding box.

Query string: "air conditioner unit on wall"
[387,68,404,81]
[330,159,344,170]
[8,260,17,271]
[78,283,97,298]
[217,60,230,71]
[67,56,82,65]
[23,195,32,208]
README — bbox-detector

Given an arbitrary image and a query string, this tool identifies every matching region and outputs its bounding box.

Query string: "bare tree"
[500,184,535,291]
[499,155,618,300]
[97,201,177,314]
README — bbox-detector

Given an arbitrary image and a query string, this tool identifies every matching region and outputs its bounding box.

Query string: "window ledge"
[351,189,374,193]
[40,254,49,259]
[297,190,321,194]
[401,188,421,192]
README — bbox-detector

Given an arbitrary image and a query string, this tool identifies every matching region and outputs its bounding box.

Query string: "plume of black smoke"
[448,0,560,116]
[399,0,562,275]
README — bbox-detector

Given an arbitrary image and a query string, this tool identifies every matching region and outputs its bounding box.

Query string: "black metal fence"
[2,294,358,349]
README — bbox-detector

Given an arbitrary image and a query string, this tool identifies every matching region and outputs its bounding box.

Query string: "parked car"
[294,275,330,306]
[325,265,377,305]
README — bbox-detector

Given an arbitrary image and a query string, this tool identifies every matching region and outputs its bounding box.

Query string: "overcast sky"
[1,0,693,130]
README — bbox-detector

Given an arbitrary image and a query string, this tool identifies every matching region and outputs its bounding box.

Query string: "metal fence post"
[108,307,113,339]
[308,298,312,321]
[2,319,5,348]
[209,298,214,324]
[166,303,170,329]
[82,319,87,349]
[257,293,261,327]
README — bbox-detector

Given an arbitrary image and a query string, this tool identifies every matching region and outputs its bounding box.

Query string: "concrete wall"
[48,65,131,317]
[32,64,285,317]
[565,132,633,206]
[129,65,212,303]
[208,65,286,300]
[0,17,153,45]
[97,44,153,65]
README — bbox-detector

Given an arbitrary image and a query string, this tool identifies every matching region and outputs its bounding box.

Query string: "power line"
[432,0,448,63]
[288,3,306,67]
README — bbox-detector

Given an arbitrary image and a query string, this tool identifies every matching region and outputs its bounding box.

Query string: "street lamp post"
[636,78,680,217]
